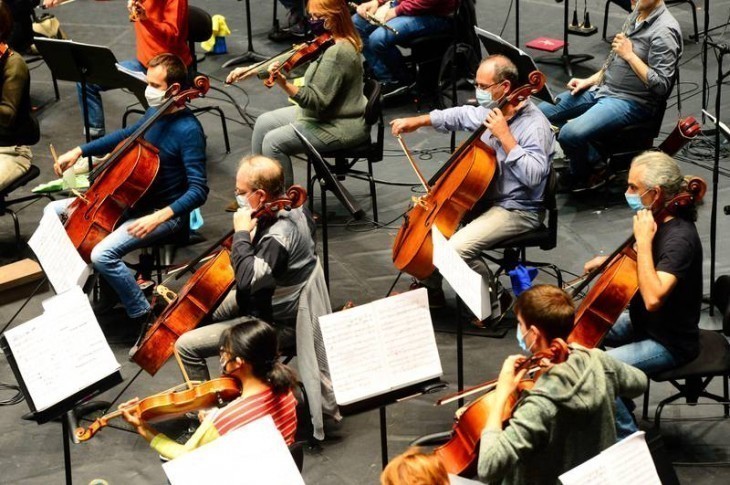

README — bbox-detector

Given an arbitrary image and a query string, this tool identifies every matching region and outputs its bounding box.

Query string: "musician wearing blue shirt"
[45,54,208,342]
[390,55,554,321]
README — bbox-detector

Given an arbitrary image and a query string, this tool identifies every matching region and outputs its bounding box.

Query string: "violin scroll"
[502,70,546,109]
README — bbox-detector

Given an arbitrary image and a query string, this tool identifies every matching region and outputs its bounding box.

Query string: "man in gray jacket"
[478,285,647,484]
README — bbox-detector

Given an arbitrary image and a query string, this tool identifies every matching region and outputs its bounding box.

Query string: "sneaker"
[571,167,612,193]
[409,280,446,309]
[381,81,413,99]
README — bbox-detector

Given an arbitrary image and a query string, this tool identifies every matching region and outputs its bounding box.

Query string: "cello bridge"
[156,285,177,304]
[411,195,429,209]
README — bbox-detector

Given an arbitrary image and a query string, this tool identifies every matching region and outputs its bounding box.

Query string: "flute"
[349,2,398,35]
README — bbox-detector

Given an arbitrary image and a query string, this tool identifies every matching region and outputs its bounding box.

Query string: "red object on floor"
[525,37,565,52]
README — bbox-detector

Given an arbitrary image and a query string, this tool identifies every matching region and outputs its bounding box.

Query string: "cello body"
[392,140,496,280]
[64,139,160,262]
[132,247,235,375]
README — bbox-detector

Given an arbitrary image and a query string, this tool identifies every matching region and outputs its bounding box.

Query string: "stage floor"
[1,0,730,482]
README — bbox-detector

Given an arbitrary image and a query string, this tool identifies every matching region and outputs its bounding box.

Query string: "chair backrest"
[363,79,384,162]
[188,6,213,43]
[0,165,40,200]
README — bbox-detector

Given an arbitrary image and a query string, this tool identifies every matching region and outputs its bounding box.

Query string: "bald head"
[236,155,286,197]
[478,54,519,93]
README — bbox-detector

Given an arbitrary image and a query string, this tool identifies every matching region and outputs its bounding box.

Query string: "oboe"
[348,2,399,35]
[597,1,639,85]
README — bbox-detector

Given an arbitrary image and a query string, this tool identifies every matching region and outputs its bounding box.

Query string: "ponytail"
[265,361,298,395]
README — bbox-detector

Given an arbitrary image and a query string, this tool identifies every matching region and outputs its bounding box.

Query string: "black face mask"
[308,18,327,36]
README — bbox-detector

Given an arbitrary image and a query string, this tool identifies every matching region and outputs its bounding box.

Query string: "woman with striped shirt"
[120,320,298,460]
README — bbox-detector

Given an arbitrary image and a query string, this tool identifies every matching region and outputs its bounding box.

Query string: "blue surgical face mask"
[475,88,493,108]
[624,188,652,212]
[236,193,252,210]
[516,325,530,352]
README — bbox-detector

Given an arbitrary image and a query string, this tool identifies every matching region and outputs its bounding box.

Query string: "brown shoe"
[409,280,446,308]
[225,199,238,212]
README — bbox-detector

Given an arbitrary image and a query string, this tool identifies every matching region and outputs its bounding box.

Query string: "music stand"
[33,38,148,169]
[291,125,366,285]
[474,27,556,105]
[222,0,269,68]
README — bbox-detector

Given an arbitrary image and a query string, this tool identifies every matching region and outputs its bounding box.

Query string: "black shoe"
[555,171,577,194]
[128,310,154,360]
[409,280,446,308]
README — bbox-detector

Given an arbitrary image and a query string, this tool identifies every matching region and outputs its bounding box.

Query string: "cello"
[392,71,546,280]
[63,76,210,263]
[567,176,707,348]
[130,186,308,376]
[74,377,241,441]
[431,339,570,476]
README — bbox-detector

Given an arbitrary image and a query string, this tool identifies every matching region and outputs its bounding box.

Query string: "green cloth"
[477,345,648,485]
[291,40,369,146]
[32,174,89,193]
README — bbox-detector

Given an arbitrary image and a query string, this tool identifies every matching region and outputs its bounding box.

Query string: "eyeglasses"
[475,81,502,91]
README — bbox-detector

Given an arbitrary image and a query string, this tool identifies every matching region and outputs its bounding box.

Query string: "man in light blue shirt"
[391,54,554,319]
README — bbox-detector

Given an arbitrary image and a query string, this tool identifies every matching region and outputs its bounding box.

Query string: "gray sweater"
[291,40,369,147]
[478,345,647,484]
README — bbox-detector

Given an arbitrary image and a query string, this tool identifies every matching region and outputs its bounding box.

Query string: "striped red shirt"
[212,388,298,445]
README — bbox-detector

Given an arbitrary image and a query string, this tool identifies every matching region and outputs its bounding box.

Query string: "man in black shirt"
[583,151,702,436]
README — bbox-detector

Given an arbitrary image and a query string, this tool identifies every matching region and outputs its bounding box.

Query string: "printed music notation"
[319,288,442,406]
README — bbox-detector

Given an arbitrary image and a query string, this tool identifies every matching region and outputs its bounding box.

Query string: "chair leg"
[307,158,316,216]
[602,0,611,41]
[688,0,699,43]
[725,373,729,417]
[642,380,650,420]
[367,158,378,223]
[52,74,60,101]
[209,106,231,153]
[8,208,21,248]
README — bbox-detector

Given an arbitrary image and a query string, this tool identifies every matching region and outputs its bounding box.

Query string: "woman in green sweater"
[0,2,38,191]
[231,0,368,186]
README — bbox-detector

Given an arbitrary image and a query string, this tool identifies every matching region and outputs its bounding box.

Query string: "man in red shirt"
[353,0,457,96]
[60,0,192,138]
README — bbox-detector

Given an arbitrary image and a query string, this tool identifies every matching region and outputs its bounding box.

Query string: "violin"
[63,76,210,263]
[130,186,308,376]
[432,339,570,476]
[567,176,707,348]
[264,33,335,88]
[392,71,546,280]
[74,377,241,441]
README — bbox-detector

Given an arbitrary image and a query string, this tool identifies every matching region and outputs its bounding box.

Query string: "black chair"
[1,166,54,247]
[641,329,730,430]
[306,79,384,222]
[602,0,698,43]
[482,169,563,288]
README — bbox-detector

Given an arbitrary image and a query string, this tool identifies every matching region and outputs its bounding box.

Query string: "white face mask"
[236,194,252,210]
[144,85,167,107]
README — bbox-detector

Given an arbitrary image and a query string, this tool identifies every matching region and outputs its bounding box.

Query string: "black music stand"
[222,0,269,68]
[532,0,593,76]
[0,335,122,485]
[474,27,556,105]
[33,38,148,169]
[291,125,366,286]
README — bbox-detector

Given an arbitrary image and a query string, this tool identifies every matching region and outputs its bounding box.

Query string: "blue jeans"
[353,10,451,83]
[76,59,146,137]
[604,311,678,439]
[45,198,183,318]
[538,89,651,181]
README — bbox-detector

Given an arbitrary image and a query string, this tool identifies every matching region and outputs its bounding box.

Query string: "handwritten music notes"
[28,209,90,294]
[163,415,304,485]
[319,288,442,406]
[3,287,120,412]
[432,226,491,321]
[559,431,661,485]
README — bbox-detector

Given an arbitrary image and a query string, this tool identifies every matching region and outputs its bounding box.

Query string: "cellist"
[582,151,703,438]
[390,55,554,326]
[45,53,208,346]
[476,285,646,484]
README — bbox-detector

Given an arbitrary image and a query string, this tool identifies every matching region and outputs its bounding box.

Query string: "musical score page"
[3,287,120,412]
[559,431,661,485]
[432,226,491,320]
[163,415,304,485]
[28,210,90,294]
[319,288,442,406]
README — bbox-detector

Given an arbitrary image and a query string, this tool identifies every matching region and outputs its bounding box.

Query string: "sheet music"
[115,62,147,83]
[319,289,442,406]
[163,415,304,485]
[432,226,491,320]
[3,287,120,412]
[28,210,90,294]
[559,431,661,485]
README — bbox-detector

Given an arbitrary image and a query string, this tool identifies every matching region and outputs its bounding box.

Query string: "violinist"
[174,156,318,382]
[120,319,298,460]
[391,55,553,324]
[46,53,208,341]
[44,0,193,139]
[477,285,647,484]
[229,0,369,186]
[538,0,681,192]
[0,1,38,192]
[583,152,702,438]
